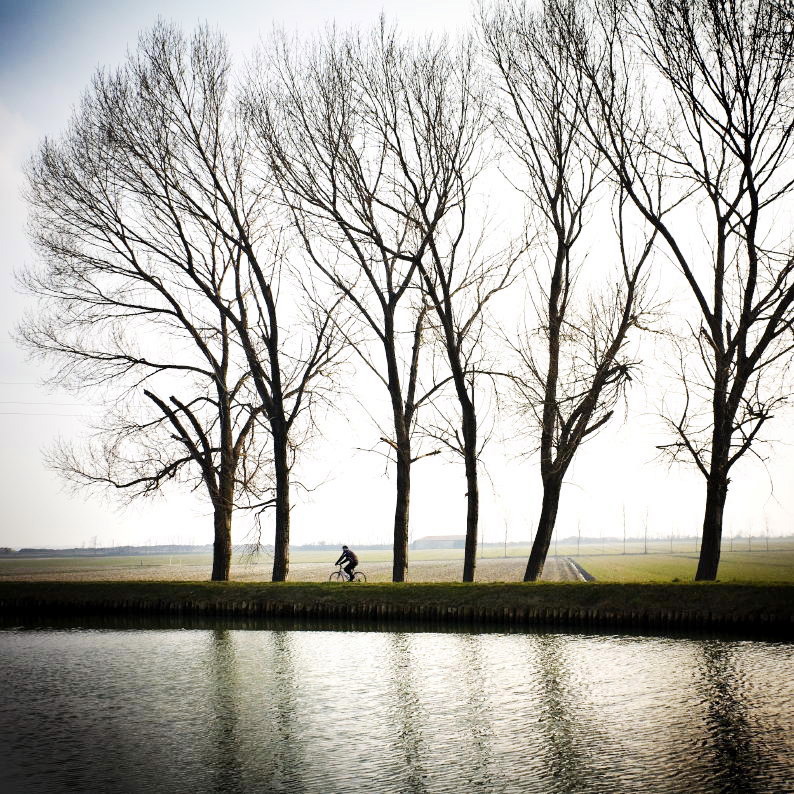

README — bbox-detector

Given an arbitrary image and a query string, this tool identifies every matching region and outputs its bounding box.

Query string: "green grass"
[0,580,791,632]
[573,550,794,583]
[0,555,191,572]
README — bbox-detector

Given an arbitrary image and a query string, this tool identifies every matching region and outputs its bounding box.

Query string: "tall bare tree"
[20,23,344,581]
[560,0,794,579]
[22,94,267,581]
[249,24,460,582]
[481,0,656,580]
[397,38,519,583]
[254,23,516,581]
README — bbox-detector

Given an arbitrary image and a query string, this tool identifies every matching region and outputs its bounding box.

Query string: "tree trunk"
[211,410,235,582]
[524,474,563,581]
[526,239,565,583]
[211,499,233,581]
[392,440,411,582]
[461,399,479,582]
[696,462,729,581]
[696,360,732,581]
[271,425,291,582]
[383,314,412,583]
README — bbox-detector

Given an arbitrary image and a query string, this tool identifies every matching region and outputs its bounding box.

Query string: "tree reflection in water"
[206,630,244,793]
[386,633,428,793]
[384,632,497,791]
[457,634,496,789]
[697,641,761,793]
[204,628,306,792]
[2,622,791,793]
[531,633,601,791]
[257,630,303,791]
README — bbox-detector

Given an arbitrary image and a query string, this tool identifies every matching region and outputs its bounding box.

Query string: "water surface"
[0,621,791,793]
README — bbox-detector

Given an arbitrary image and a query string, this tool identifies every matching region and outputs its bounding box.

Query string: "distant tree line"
[19,0,794,582]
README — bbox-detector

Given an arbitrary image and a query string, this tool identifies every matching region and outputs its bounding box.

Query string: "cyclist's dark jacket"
[336,548,358,565]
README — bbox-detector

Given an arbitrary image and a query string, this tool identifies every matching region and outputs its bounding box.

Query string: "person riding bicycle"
[335,545,359,581]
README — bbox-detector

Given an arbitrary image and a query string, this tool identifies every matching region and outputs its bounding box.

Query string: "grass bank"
[1,581,791,637]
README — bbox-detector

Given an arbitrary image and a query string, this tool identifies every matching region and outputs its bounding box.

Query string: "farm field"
[570,549,794,583]
[1,539,793,583]
[0,550,532,584]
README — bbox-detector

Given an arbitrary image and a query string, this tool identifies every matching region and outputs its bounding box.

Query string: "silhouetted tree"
[481,0,656,580]
[21,23,345,580]
[250,23,509,580]
[560,0,794,579]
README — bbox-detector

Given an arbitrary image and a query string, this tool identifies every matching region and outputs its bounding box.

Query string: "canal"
[0,620,791,792]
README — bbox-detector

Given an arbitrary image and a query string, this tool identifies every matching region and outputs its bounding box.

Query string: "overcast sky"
[1,0,792,551]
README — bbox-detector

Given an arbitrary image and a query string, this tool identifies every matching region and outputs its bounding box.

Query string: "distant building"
[411,535,466,550]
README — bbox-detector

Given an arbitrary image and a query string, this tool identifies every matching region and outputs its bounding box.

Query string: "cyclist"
[335,545,359,581]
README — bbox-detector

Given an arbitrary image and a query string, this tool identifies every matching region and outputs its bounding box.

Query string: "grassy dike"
[1,580,792,636]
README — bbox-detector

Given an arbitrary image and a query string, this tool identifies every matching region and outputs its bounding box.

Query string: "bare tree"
[250,24,496,580]
[46,385,270,581]
[20,23,344,581]
[260,24,516,582]
[398,39,519,583]
[21,96,266,581]
[481,0,656,580]
[560,0,794,579]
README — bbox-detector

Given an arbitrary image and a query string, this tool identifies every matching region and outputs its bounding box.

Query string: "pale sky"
[1,0,792,551]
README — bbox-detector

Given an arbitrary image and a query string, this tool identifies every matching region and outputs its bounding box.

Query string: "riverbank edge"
[1,581,791,637]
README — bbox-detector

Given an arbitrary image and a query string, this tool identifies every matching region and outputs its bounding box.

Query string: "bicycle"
[329,563,367,583]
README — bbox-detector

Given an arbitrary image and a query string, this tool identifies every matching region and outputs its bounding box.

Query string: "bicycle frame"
[329,563,366,582]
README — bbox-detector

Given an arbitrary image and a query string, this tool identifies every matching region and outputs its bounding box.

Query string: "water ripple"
[0,628,791,793]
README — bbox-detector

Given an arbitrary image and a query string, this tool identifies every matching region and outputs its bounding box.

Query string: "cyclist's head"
[342,545,348,549]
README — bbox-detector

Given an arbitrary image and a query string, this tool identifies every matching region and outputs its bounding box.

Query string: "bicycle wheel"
[352,571,367,583]
[329,571,345,582]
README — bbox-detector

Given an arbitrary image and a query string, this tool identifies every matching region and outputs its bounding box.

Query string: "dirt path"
[538,556,585,582]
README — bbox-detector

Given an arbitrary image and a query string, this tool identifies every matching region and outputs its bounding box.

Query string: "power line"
[0,411,89,417]
[0,401,84,406]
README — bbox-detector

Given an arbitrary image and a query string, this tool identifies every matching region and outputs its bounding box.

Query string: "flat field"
[571,549,794,583]
[1,539,793,583]
[0,549,535,583]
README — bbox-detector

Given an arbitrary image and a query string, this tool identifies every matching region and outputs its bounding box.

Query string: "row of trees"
[19,0,794,582]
